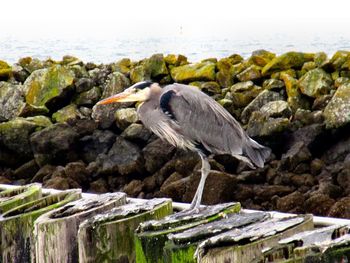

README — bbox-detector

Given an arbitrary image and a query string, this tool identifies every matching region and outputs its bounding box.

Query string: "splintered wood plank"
[78,198,172,263]
[135,202,241,263]
[0,183,42,213]
[196,214,313,263]
[0,189,81,263]
[34,192,126,263]
[164,211,268,263]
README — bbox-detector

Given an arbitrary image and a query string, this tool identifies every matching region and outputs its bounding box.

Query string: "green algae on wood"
[135,202,241,263]
[78,198,172,263]
[195,214,313,263]
[0,189,81,263]
[0,183,42,213]
[34,192,126,263]
[163,211,267,263]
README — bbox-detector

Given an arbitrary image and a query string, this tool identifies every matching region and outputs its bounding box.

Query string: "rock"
[52,104,84,123]
[18,57,45,73]
[88,66,111,85]
[240,90,284,123]
[262,52,314,76]
[112,58,131,75]
[170,61,216,82]
[79,130,116,163]
[0,82,26,121]
[30,123,80,166]
[216,58,235,88]
[92,72,130,129]
[304,193,335,216]
[236,65,262,81]
[260,100,292,118]
[329,50,350,69]
[97,136,144,175]
[0,116,52,161]
[280,72,310,111]
[280,142,312,171]
[142,138,175,174]
[230,81,263,108]
[189,81,221,94]
[249,50,276,67]
[276,191,305,213]
[13,159,39,180]
[328,197,350,218]
[157,176,190,202]
[298,68,332,98]
[12,64,30,83]
[301,61,316,72]
[89,178,109,193]
[114,108,138,130]
[64,161,90,187]
[312,94,332,110]
[246,111,290,137]
[146,54,169,79]
[75,77,95,93]
[44,176,71,190]
[71,119,98,136]
[23,65,74,110]
[314,52,328,67]
[164,54,188,66]
[121,123,152,142]
[323,83,350,128]
[74,86,101,106]
[310,158,324,175]
[255,185,294,201]
[160,172,184,192]
[0,60,11,79]
[61,55,83,66]
[262,79,285,90]
[130,64,150,83]
[123,180,144,197]
[31,164,56,183]
[336,167,350,195]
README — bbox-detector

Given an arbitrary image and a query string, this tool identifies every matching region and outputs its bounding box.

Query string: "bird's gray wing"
[161,83,247,156]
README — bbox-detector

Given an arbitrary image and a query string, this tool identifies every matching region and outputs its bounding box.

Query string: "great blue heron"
[97,81,271,210]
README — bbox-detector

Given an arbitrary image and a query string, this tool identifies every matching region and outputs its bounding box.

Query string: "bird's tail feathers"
[243,138,271,168]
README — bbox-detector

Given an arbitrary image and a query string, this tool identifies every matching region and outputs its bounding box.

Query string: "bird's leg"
[189,154,210,210]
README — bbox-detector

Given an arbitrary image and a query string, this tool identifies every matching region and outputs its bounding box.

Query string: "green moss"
[164,242,197,263]
[298,68,332,98]
[170,61,216,83]
[0,60,12,78]
[52,104,82,123]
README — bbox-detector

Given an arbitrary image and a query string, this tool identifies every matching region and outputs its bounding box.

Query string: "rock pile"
[1,51,350,218]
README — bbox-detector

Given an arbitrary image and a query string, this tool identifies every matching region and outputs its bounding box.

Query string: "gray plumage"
[138,83,271,169]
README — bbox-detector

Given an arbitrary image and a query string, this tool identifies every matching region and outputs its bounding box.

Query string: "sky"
[1,0,350,39]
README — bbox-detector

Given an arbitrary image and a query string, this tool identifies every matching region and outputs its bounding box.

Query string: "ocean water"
[1,34,350,64]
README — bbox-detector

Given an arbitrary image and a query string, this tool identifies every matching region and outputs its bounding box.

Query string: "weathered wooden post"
[0,183,42,213]
[0,189,81,263]
[78,198,173,263]
[34,192,127,263]
[135,202,241,263]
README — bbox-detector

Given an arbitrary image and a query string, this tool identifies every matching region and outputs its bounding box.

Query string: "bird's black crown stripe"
[132,81,153,90]
[160,90,176,120]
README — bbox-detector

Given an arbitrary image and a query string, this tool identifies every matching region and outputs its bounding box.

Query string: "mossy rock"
[0,60,12,79]
[170,61,216,82]
[301,61,316,72]
[0,82,26,121]
[262,79,285,90]
[130,64,151,84]
[230,81,263,108]
[0,116,52,157]
[189,81,221,94]
[298,68,333,98]
[164,54,188,66]
[112,58,131,75]
[24,65,74,110]
[115,107,139,130]
[52,104,83,123]
[314,52,328,67]
[18,57,46,73]
[146,54,169,79]
[329,50,350,69]
[74,86,102,106]
[262,52,314,76]
[102,71,130,98]
[60,55,83,66]
[260,100,292,118]
[280,72,310,111]
[249,50,276,67]
[236,65,262,81]
[247,111,290,137]
[323,83,350,128]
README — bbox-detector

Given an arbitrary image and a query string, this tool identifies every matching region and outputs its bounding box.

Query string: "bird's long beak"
[96,89,148,105]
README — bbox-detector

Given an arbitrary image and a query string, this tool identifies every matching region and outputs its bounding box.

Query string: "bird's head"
[96,81,154,105]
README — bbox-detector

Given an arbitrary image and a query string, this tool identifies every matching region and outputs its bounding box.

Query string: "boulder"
[114,108,138,130]
[323,83,350,128]
[97,136,144,175]
[121,123,152,142]
[52,104,84,123]
[130,64,150,83]
[79,129,116,163]
[236,65,261,81]
[189,81,221,94]
[75,78,95,93]
[0,82,26,121]
[146,54,169,79]
[262,52,314,76]
[262,79,285,90]
[260,100,292,118]
[164,54,188,66]
[314,52,328,67]
[112,58,131,75]
[170,61,216,82]
[30,123,80,166]
[276,191,305,213]
[298,68,332,98]
[216,56,243,88]
[240,90,284,123]
[304,193,335,216]
[23,65,74,110]
[328,197,350,218]
[329,50,350,69]
[0,60,12,79]
[230,81,263,108]
[142,138,175,174]
[280,141,312,171]
[74,86,101,106]
[249,50,276,67]
[0,116,52,161]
